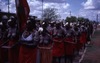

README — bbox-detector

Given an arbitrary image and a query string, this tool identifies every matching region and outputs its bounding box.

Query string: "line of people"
[0,17,97,63]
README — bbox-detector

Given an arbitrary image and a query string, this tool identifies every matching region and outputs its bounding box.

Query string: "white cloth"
[21,33,33,41]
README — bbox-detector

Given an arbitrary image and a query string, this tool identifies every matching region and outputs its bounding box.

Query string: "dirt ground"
[81,26,100,63]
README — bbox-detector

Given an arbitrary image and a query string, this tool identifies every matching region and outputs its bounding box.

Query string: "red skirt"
[0,40,7,63]
[79,32,87,49]
[38,43,53,63]
[8,39,19,63]
[64,37,75,55]
[52,38,64,57]
[0,40,3,63]
[80,32,87,44]
[19,45,37,63]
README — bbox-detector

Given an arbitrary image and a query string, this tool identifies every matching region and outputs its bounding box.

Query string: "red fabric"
[50,31,53,35]
[80,32,87,44]
[19,45,37,63]
[52,38,64,57]
[0,48,6,63]
[8,39,19,63]
[0,40,3,63]
[15,0,30,32]
[39,43,53,63]
[64,37,75,55]
[78,32,87,49]
[0,40,7,63]
[76,42,82,51]
[64,37,73,42]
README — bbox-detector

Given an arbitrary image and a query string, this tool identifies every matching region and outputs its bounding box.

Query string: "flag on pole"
[15,0,30,32]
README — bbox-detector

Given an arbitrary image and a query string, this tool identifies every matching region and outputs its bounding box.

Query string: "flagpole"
[8,0,10,19]
[42,0,43,20]
[70,11,71,17]
[96,14,98,22]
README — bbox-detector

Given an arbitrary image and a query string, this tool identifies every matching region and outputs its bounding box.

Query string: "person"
[38,27,53,63]
[0,19,9,63]
[64,24,76,63]
[52,22,65,63]
[47,21,55,35]
[0,21,4,63]
[73,25,81,55]
[0,22,3,39]
[19,20,39,63]
[7,18,19,63]
[86,23,93,44]
[79,25,87,49]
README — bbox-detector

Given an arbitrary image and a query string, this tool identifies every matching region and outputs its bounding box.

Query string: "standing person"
[38,27,53,63]
[87,23,93,44]
[52,22,65,63]
[0,22,3,39]
[73,25,81,55]
[0,20,8,63]
[0,21,4,63]
[47,21,55,35]
[7,18,19,63]
[85,23,90,44]
[19,20,39,63]
[64,24,76,63]
[79,25,87,49]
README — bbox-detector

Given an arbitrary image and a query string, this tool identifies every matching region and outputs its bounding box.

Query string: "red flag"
[15,0,30,32]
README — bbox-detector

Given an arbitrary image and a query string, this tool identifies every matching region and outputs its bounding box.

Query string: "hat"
[8,19,12,22]
[0,22,3,25]
[42,22,45,25]
[64,22,68,26]
[70,23,73,26]
[10,16,14,19]
[38,27,43,32]
[51,21,55,23]
[27,20,31,23]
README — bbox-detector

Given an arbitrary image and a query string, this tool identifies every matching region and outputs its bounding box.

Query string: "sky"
[0,0,100,21]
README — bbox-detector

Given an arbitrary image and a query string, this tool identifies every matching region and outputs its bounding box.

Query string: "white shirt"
[21,33,33,41]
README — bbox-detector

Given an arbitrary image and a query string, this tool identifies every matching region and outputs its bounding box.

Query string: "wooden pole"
[8,0,10,19]
[42,0,43,20]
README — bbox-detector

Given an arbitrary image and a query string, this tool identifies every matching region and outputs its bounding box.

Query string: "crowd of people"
[0,16,98,63]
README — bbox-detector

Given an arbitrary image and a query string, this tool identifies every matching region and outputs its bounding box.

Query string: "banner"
[15,0,30,32]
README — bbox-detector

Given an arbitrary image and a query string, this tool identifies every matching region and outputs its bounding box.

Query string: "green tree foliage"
[65,16,77,22]
[65,16,90,22]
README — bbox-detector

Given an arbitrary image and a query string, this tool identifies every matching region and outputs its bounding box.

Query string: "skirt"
[0,40,8,63]
[39,43,53,63]
[52,38,64,57]
[19,45,37,63]
[8,39,19,63]
[64,37,75,55]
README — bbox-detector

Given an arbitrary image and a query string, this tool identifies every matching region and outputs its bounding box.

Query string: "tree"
[77,17,89,22]
[65,16,90,23]
[42,8,60,22]
[65,16,77,22]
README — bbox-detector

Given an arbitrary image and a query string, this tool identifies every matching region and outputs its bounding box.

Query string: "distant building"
[0,11,37,20]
